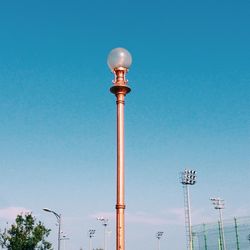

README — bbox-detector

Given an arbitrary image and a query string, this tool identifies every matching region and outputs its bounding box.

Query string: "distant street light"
[107,47,132,250]
[61,235,69,250]
[97,217,108,250]
[43,208,62,250]
[156,231,164,250]
[88,229,96,250]
[180,169,197,250]
[210,198,226,250]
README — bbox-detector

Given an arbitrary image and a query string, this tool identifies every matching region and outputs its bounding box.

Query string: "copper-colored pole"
[110,68,131,250]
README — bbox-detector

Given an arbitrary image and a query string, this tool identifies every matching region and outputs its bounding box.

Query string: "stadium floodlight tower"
[210,197,227,250]
[156,231,164,250]
[88,229,96,250]
[97,217,109,250]
[180,169,197,250]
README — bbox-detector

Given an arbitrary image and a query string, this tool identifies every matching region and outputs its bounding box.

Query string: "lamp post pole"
[107,47,132,250]
[210,198,226,250]
[107,230,112,250]
[43,208,61,250]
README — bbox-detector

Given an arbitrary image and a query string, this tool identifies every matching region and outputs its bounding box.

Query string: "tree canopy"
[0,213,52,250]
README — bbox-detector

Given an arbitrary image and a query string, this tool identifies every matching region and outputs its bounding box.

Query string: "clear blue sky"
[0,0,249,250]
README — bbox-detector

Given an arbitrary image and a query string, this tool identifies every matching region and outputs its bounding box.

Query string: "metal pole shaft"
[104,225,107,250]
[218,220,223,250]
[58,216,61,250]
[89,237,92,250]
[203,224,208,250]
[186,185,193,250]
[116,92,126,250]
[219,209,226,250]
[234,217,240,250]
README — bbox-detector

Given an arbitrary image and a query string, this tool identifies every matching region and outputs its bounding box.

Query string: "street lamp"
[180,169,197,250]
[156,231,164,250]
[88,229,96,250]
[210,198,226,250]
[97,217,108,250]
[61,235,69,250]
[43,208,62,250]
[107,47,132,250]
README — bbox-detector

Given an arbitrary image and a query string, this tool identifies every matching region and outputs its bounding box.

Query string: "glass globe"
[107,48,132,71]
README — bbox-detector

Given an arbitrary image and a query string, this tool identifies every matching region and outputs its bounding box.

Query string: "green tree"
[0,213,52,250]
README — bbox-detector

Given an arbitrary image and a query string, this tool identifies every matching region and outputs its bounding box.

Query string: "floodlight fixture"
[89,229,96,238]
[156,231,164,240]
[210,198,225,210]
[181,169,197,185]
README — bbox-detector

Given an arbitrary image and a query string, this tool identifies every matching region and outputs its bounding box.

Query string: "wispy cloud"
[232,207,250,218]
[126,211,168,225]
[90,208,185,226]
[89,211,115,220]
[128,208,204,226]
[0,207,31,221]
[89,207,223,226]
